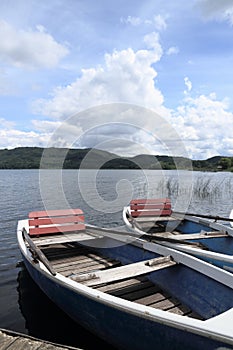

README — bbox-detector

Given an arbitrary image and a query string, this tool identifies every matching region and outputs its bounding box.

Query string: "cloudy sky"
[1,0,233,159]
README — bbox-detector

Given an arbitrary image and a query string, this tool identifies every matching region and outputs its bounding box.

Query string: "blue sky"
[0,0,233,159]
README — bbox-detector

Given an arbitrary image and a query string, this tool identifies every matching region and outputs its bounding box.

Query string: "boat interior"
[126,198,229,241]
[31,235,204,320]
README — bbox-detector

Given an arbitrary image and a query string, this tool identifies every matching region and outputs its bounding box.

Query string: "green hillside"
[0,147,232,171]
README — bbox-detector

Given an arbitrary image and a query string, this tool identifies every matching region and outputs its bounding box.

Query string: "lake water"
[1,169,233,349]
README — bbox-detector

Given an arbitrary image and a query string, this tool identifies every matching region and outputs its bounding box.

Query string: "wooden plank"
[32,232,95,246]
[28,208,86,237]
[51,254,96,266]
[0,329,82,349]
[130,203,171,210]
[97,277,150,294]
[150,296,180,310]
[54,255,118,271]
[29,216,84,226]
[131,209,172,218]
[41,245,86,256]
[75,256,176,286]
[44,247,110,264]
[29,208,83,218]
[44,250,89,263]
[135,216,175,222]
[120,285,160,301]
[63,260,121,277]
[59,260,120,276]
[0,335,18,349]
[130,198,171,205]
[29,223,86,236]
[8,337,39,350]
[135,290,169,306]
[130,199,172,218]
[168,304,191,316]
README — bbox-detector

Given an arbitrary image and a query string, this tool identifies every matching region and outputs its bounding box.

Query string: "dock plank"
[0,329,82,350]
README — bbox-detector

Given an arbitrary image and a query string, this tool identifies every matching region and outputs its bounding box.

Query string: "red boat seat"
[130,198,172,218]
[28,208,86,236]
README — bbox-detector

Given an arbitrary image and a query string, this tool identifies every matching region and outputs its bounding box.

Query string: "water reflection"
[17,265,116,350]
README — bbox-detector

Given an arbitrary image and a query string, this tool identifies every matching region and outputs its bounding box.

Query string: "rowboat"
[17,208,233,349]
[123,198,233,272]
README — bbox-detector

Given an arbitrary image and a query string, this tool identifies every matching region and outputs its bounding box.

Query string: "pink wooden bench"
[28,208,85,236]
[130,198,172,218]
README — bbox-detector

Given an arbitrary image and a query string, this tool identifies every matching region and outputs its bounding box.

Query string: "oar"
[172,211,233,223]
[87,225,207,249]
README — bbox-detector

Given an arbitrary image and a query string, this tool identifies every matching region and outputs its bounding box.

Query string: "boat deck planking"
[38,242,203,320]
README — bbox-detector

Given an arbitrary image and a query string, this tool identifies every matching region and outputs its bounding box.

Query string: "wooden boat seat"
[130,198,172,218]
[74,255,176,287]
[31,232,97,246]
[28,209,86,237]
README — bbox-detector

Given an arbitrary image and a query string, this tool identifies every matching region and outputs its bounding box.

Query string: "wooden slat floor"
[41,243,203,320]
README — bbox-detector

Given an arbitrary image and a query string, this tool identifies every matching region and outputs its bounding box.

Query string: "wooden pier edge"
[0,328,83,350]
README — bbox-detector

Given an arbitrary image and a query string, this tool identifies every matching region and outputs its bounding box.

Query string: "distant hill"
[0,147,117,169]
[0,147,232,171]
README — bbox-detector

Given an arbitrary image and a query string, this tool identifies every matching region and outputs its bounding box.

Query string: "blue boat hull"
[22,251,233,350]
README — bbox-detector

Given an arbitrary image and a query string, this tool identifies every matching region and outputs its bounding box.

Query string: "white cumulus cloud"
[172,92,233,158]
[0,128,49,148]
[32,33,167,120]
[19,23,232,160]
[0,117,53,148]
[0,20,69,69]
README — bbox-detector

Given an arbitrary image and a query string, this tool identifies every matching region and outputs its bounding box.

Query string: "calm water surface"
[0,169,233,349]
